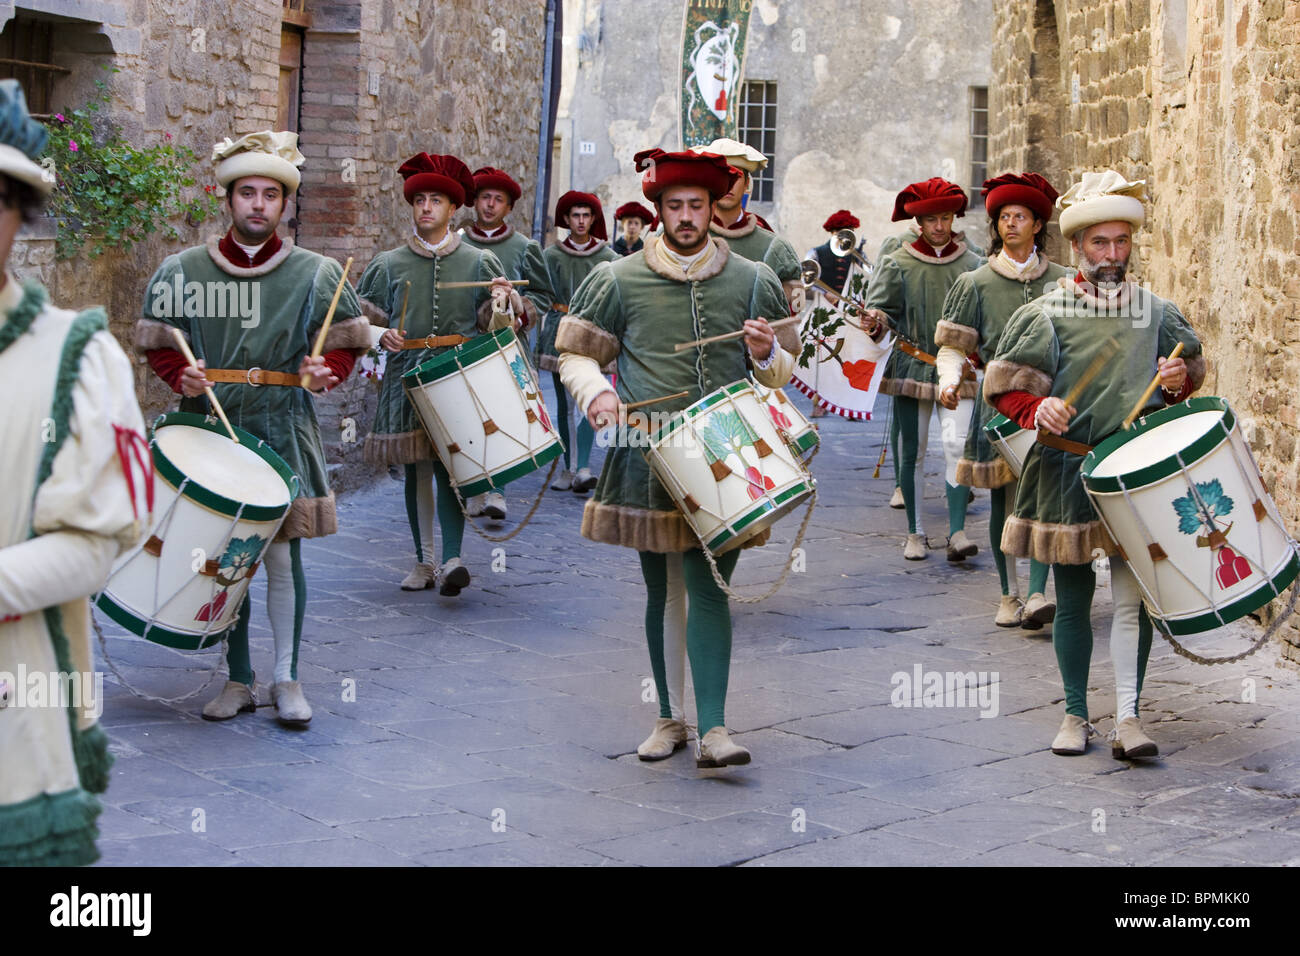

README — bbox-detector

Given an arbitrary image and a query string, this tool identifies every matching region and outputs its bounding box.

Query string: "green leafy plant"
[42,75,223,260]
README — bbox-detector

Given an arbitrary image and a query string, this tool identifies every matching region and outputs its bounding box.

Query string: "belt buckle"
[246,367,262,387]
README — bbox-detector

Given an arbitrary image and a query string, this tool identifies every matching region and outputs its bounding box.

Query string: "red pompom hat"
[472,166,522,204]
[614,201,655,224]
[822,209,861,232]
[634,148,740,202]
[891,177,968,222]
[555,190,608,241]
[981,172,1058,222]
[399,153,475,206]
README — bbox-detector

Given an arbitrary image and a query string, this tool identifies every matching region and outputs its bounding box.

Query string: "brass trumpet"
[830,228,872,271]
[800,258,878,332]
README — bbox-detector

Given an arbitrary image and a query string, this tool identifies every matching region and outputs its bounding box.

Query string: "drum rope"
[698,487,818,604]
[452,455,560,544]
[92,609,231,704]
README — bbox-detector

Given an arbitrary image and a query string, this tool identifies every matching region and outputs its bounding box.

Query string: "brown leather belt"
[1035,430,1094,456]
[400,334,471,350]
[553,304,569,314]
[206,368,301,387]
[896,338,937,366]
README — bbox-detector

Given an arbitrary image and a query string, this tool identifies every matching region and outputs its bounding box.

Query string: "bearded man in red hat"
[459,165,553,523]
[613,201,654,256]
[935,173,1069,630]
[534,190,619,494]
[861,177,983,562]
[357,153,522,596]
[556,148,795,770]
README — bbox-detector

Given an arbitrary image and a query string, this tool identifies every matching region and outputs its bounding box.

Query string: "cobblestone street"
[93,386,1300,866]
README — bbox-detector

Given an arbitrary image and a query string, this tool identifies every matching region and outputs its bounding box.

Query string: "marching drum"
[1082,397,1299,636]
[403,327,564,497]
[750,379,819,460]
[96,412,298,650]
[646,381,815,555]
[985,413,1036,479]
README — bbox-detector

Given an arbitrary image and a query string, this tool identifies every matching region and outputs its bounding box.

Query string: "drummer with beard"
[556,148,795,769]
[136,131,369,727]
[985,170,1204,760]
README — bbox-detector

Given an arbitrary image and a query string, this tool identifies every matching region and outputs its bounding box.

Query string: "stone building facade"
[991,0,1300,660]
[4,0,549,488]
[556,0,993,260]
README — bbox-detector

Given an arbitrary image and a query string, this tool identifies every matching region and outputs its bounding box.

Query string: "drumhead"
[1084,398,1232,490]
[154,421,293,508]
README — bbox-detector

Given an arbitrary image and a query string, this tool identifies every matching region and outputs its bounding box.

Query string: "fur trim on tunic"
[956,456,1015,489]
[322,314,373,352]
[360,297,389,326]
[555,315,621,368]
[462,223,515,244]
[987,253,1053,282]
[983,359,1053,400]
[133,317,187,353]
[934,319,980,353]
[406,231,462,259]
[580,499,769,553]
[1001,515,1117,566]
[880,377,977,401]
[642,236,730,282]
[205,236,295,277]
[1185,353,1207,392]
[277,492,338,540]
[556,238,611,258]
[900,239,968,265]
[708,215,758,239]
[363,429,433,466]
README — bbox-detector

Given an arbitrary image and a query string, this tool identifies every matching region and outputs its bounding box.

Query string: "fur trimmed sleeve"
[983,302,1058,404]
[556,262,624,366]
[937,271,982,352]
[355,254,391,327]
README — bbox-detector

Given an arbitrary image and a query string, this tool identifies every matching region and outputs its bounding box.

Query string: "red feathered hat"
[891,177,968,222]
[472,166,522,204]
[822,209,861,232]
[400,153,475,207]
[615,201,655,224]
[556,190,608,241]
[634,148,739,202]
[982,172,1058,222]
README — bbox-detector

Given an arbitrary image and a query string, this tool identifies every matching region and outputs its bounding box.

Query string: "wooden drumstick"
[170,328,238,444]
[301,256,354,389]
[1122,341,1184,429]
[436,279,530,290]
[621,390,690,412]
[396,280,411,336]
[674,314,803,353]
[1059,336,1121,409]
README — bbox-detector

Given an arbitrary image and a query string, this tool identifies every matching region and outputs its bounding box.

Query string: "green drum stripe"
[454,440,564,498]
[986,413,1024,441]
[792,431,819,455]
[1156,550,1300,636]
[402,328,515,387]
[704,480,814,550]
[151,413,298,520]
[95,592,228,650]
[1082,397,1235,494]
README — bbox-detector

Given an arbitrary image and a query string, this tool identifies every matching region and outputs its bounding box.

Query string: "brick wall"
[992,0,1300,661]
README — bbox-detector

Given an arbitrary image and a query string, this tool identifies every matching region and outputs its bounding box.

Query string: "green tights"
[404,459,464,564]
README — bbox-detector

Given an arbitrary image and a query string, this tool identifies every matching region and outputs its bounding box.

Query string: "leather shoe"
[1112,716,1158,760]
[637,718,688,760]
[696,726,751,768]
[202,680,255,721]
[271,680,312,726]
[1050,714,1090,755]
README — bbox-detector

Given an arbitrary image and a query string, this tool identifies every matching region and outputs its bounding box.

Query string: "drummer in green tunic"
[936,173,1069,630]
[985,170,1205,760]
[136,131,371,726]
[695,137,805,315]
[557,148,795,769]
[535,191,619,494]
[861,178,983,561]
[459,165,553,523]
[357,153,521,595]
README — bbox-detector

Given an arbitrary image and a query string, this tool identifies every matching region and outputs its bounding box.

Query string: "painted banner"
[679,0,754,148]
[791,271,893,421]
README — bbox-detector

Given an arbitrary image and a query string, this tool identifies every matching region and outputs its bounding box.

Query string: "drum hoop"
[984,412,1023,440]
[94,591,229,649]
[400,326,514,387]
[151,413,298,518]
[648,380,755,443]
[1081,396,1232,492]
[706,480,814,552]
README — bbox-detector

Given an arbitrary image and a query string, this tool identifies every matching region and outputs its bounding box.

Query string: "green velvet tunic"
[460,224,552,342]
[535,239,619,372]
[355,234,503,465]
[555,238,790,553]
[860,240,983,401]
[709,215,801,285]
[135,239,368,538]
[936,256,1071,487]
[984,281,1205,565]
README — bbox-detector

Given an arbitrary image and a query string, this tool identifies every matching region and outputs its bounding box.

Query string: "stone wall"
[10,0,547,491]
[991,0,1300,661]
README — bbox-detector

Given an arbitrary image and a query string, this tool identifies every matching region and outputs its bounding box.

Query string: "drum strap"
[400,335,471,350]
[206,368,302,387]
[1036,430,1093,456]
[895,339,936,366]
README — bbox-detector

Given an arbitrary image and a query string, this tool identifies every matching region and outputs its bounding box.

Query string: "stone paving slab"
[91,385,1300,866]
